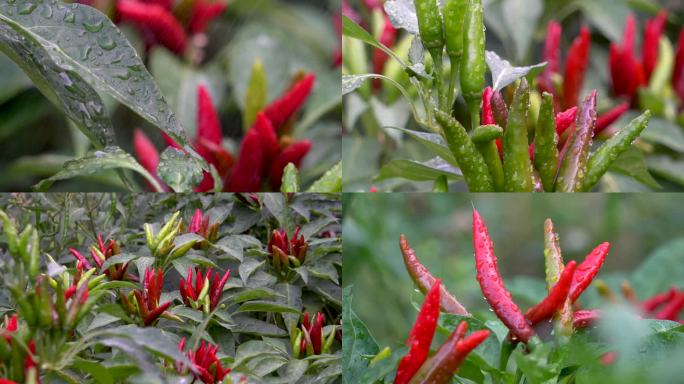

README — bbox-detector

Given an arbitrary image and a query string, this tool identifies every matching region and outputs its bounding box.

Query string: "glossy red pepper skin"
[654,292,684,321]
[226,113,278,192]
[539,21,562,96]
[472,209,535,343]
[642,11,668,81]
[609,15,645,100]
[117,0,187,54]
[481,87,495,125]
[394,279,442,384]
[525,261,576,325]
[188,0,228,35]
[264,74,316,131]
[642,287,678,313]
[594,102,630,135]
[562,26,590,109]
[399,235,469,315]
[568,242,610,303]
[674,29,684,101]
[268,140,312,190]
[555,107,578,138]
[573,309,601,329]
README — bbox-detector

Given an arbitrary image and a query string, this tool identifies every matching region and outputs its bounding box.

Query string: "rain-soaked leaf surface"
[156,147,204,192]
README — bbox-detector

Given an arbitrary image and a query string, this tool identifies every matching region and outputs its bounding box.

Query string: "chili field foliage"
[0,193,342,383]
[0,0,341,192]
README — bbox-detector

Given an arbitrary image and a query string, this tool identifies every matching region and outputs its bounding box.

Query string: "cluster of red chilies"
[394,281,490,384]
[0,315,38,384]
[537,22,631,135]
[187,208,219,245]
[179,267,230,312]
[267,226,308,267]
[399,209,612,349]
[296,312,325,358]
[132,268,171,326]
[134,74,315,192]
[105,0,227,55]
[177,338,230,384]
[69,234,136,282]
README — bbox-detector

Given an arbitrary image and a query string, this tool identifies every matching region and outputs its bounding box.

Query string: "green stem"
[447,58,459,110]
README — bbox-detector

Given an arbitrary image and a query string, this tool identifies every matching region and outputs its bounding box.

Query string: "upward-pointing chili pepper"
[542,219,573,337]
[264,74,316,131]
[394,279,442,384]
[562,26,591,110]
[556,91,597,192]
[642,11,668,81]
[609,15,645,100]
[568,242,610,303]
[408,321,490,384]
[525,260,576,325]
[582,110,651,191]
[534,92,560,192]
[481,87,495,126]
[472,209,535,343]
[503,79,534,192]
[539,21,562,97]
[414,0,444,59]
[460,0,486,127]
[399,235,469,315]
[674,29,684,102]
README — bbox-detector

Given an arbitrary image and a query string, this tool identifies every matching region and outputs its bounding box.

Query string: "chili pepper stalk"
[503,79,535,192]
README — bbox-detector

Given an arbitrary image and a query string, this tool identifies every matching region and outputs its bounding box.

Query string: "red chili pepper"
[573,309,601,329]
[568,242,611,303]
[362,0,383,10]
[178,338,231,384]
[525,260,577,325]
[399,234,469,315]
[226,113,276,191]
[179,267,230,311]
[188,0,228,35]
[394,279,442,384]
[481,87,495,125]
[472,209,536,343]
[673,28,684,102]
[196,85,223,162]
[268,141,312,190]
[133,129,168,191]
[594,102,630,135]
[117,0,187,54]
[642,287,678,313]
[264,73,316,131]
[134,268,171,326]
[654,291,684,321]
[373,14,397,90]
[609,15,645,100]
[562,26,591,109]
[539,20,562,96]
[601,351,617,365]
[642,11,668,81]
[555,106,578,137]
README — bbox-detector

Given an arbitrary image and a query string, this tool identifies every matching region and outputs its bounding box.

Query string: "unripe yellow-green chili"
[534,93,559,192]
[472,124,505,191]
[435,110,494,191]
[415,0,445,108]
[503,79,535,192]
[581,111,651,191]
[460,0,486,127]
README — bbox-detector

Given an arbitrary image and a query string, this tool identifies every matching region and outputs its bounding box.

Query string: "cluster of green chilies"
[395,209,612,383]
[412,0,652,192]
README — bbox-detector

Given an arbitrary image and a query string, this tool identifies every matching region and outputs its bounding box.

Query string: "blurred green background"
[343,193,684,347]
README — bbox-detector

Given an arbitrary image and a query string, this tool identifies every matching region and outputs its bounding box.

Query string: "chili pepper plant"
[343,201,684,383]
[342,0,684,192]
[0,0,341,192]
[0,193,342,383]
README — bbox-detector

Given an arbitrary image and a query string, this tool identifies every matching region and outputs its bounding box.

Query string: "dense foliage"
[0,193,342,383]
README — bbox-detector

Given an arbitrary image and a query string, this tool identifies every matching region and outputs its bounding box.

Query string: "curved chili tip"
[568,242,610,303]
[472,209,536,343]
[654,291,684,321]
[394,279,442,384]
[641,287,678,313]
[399,234,470,316]
[573,309,601,329]
[525,260,577,325]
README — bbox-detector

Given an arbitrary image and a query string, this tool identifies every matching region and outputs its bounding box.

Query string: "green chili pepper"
[415,0,444,57]
[503,79,535,192]
[472,124,505,192]
[432,175,449,192]
[534,93,560,192]
[0,210,19,255]
[460,0,486,127]
[292,330,302,359]
[156,211,181,245]
[556,91,597,192]
[435,110,494,192]
[444,0,467,106]
[581,111,651,191]
[323,325,336,353]
[543,219,573,339]
[28,230,39,278]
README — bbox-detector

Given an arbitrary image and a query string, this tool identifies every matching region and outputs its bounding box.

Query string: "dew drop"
[83,20,104,33]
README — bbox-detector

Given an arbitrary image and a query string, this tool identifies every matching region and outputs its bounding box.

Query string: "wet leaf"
[156,147,204,192]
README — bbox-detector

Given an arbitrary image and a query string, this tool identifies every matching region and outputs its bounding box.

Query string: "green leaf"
[375,158,463,182]
[640,116,684,152]
[281,163,300,193]
[632,238,684,297]
[485,50,547,92]
[34,147,162,192]
[578,0,631,43]
[342,287,379,384]
[608,147,661,189]
[307,161,342,192]
[0,23,114,147]
[72,359,114,384]
[342,16,409,71]
[0,1,189,146]
[500,0,542,62]
[235,300,301,314]
[157,147,204,192]
[648,156,684,188]
[388,126,458,167]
